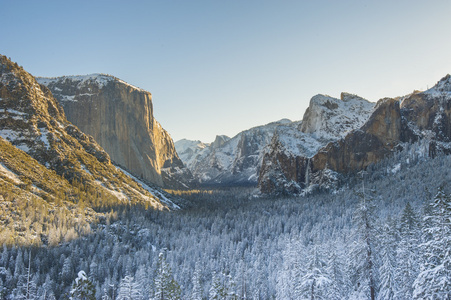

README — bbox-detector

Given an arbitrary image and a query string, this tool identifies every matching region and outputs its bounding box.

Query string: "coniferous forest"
[1,144,451,299]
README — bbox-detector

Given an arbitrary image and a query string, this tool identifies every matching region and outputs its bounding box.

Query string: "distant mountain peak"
[211,135,230,149]
[300,93,375,140]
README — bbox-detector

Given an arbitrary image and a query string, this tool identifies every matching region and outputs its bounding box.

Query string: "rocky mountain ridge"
[177,75,451,195]
[259,75,451,195]
[177,93,374,187]
[37,74,192,189]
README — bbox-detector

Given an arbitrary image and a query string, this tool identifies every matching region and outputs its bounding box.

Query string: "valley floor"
[1,148,451,299]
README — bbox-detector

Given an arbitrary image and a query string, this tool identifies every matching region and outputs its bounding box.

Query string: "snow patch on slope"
[94,180,129,202]
[115,166,180,210]
[272,121,325,158]
[0,162,22,184]
[0,129,20,142]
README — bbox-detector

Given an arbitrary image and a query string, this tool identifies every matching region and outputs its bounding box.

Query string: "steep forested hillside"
[0,143,450,299]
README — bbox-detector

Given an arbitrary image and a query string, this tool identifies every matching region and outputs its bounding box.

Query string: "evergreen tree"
[299,247,331,300]
[326,246,348,299]
[12,251,37,300]
[61,256,73,286]
[377,222,398,300]
[117,275,142,300]
[14,249,24,279]
[224,274,238,300]
[0,278,6,300]
[413,188,451,299]
[100,279,115,300]
[69,271,96,300]
[153,252,180,300]
[190,261,203,300]
[209,272,227,300]
[351,184,378,300]
[37,274,55,300]
[135,265,149,300]
[396,202,420,298]
[276,238,305,299]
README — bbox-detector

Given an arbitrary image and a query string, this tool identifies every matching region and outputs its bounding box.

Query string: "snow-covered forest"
[1,143,451,299]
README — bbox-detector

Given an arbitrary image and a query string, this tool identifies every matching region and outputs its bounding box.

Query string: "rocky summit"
[38,74,192,189]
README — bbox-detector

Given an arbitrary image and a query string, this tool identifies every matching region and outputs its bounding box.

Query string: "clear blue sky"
[1,0,451,142]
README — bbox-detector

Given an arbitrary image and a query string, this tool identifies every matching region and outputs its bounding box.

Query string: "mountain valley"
[1,54,451,299]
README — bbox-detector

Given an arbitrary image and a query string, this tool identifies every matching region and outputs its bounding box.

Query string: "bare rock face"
[401,75,451,143]
[258,135,308,195]
[313,98,403,173]
[38,75,191,188]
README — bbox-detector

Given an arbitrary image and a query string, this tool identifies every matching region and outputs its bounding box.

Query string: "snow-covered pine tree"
[12,251,37,300]
[276,238,305,299]
[14,249,24,280]
[377,221,398,300]
[351,183,378,300]
[135,265,149,300]
[153,252,180,300]
[209,272,227,300]
[326,245,348,299]
[299,246,331,300]
[99,277,115,300]
[413,187,451,299]
[117,275,142,300]
[88,260,98,282]
[0,278,6,300]
[224,274,238,300]
[396,202,420,298]
[190,261,202,300]
[61,256,73,286]
[69,271,95,300]
[251,256,269,300]
[37,274,56,300]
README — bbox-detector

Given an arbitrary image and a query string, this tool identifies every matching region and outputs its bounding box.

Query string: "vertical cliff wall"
[38,75,191,188]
